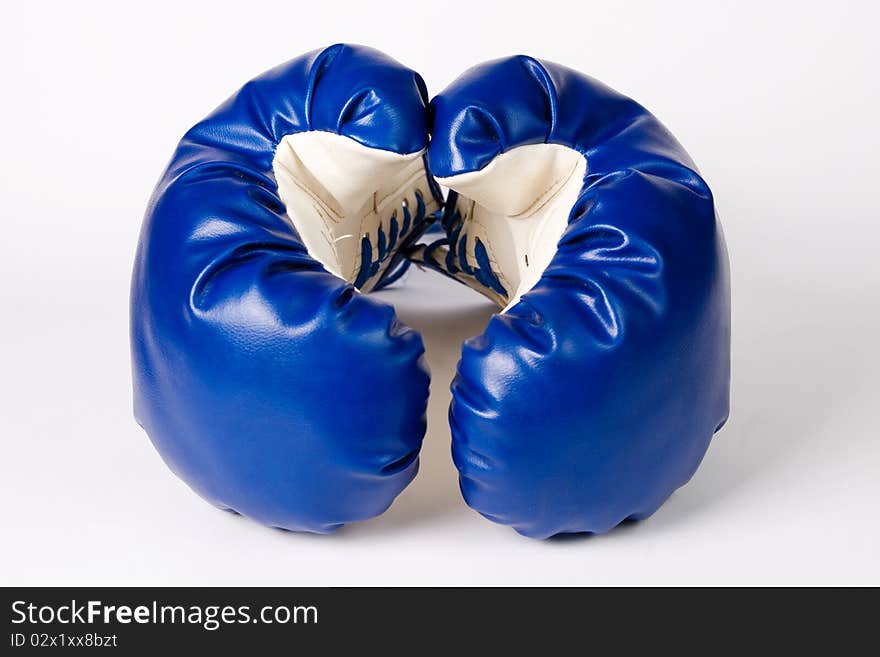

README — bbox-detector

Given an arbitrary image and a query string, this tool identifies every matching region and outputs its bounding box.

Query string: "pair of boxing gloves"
[131,44,730,539]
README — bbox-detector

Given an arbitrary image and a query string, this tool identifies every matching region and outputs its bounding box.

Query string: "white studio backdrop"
[0,0,878,585]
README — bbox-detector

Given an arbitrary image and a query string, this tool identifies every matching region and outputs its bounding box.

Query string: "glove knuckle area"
[450,258,727,537]
[305,44,429,154]
[134,258,428,532]
[179,44,428,164]
[429,55,557,177]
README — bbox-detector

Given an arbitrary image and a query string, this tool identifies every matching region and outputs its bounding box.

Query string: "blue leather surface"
[430,57,731,538]
[130,45,431,533]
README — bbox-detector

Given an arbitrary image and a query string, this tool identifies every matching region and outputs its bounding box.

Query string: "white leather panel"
[435,144,587,311]
[272,131,432,286]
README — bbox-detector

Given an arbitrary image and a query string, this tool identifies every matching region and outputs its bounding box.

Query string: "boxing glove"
[130,44,440,533]
[413,56,731,538]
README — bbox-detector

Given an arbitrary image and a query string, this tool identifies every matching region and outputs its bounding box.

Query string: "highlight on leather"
[130,45,437,533]
[423,56,731,538]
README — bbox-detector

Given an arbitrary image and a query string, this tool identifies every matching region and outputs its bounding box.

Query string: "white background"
[1,0,878,585]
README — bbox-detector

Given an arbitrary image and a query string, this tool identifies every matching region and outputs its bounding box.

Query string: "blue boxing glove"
[414,56,731,538]
[131,45,440,532]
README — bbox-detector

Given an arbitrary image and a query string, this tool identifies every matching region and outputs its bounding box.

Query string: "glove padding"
[419,56,730,538]
[131,44,437,533]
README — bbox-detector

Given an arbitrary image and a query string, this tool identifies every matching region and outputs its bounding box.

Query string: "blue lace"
[423,191,507,297]
[354,190,428,290]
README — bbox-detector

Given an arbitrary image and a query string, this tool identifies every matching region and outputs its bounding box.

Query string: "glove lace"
[422,191,508,296]
[354,189,428,290]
